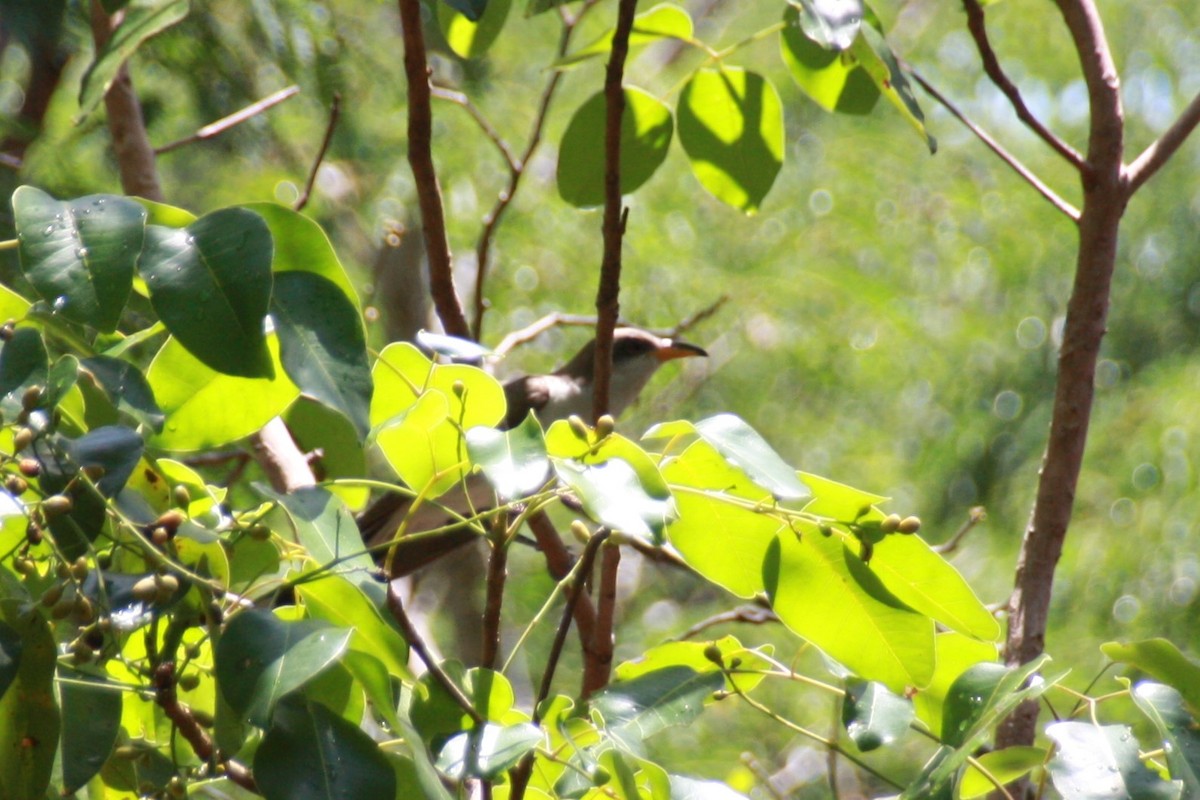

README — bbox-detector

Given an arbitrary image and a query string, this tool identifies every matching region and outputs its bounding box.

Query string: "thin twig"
[386,578,484,724]
[0,152,21,170]
[527,511,598,650]
[908,68,1080,222]
[294,92,341,211]
[675,602,780,640]
[493,313,601,357]
[397,0,472,338]
[1124,90,1200,194]
[668,295,729,338]
[934,505,987,555]
[481,516,509,669]
[431,85,518,172]
[153,662,256,792]
[155,85,301,155]
[961,0,1085,171]
[470,0,600,340]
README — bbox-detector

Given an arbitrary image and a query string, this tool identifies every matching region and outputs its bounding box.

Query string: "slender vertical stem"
[397,0,471,338]
[481,519,508,669]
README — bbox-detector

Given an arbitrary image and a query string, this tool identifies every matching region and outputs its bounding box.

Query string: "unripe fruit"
[247,524,271,541]
[51,595,75,619]
[590,766,611,785]
[70,556,89,581]
[0,320,14,341]
[818,523,833,537]
[898,516,922,535]
[56,562,70,579]
[73,596,95,624]
[151,527,170,547]
[568,415,588,439]
[114,746,141,760]
[81,465,106,482]
[154,510,185,534]
[880,514,902,534]
[41,583,64,607]
[41,495,72,518]
[703,643,725,666]
[177,673,201,691]
[569,520,591,544]
[18,458,40,478]
[14,557,36,576]
[20,385,42,412]
[5,475,27,495]
[172,485,191,508]
[71,642,94,664]
[452,380,466,398]
[155,574,180,603]
[12,427,33,452]
[595,414,615,439]
[132,576,159,603]
[25,522,41,545]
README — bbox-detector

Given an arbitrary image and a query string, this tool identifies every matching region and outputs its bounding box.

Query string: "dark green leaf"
[215,609,352,726]
[59,674,122,793]
[793,0,863,50]
[557,87,674,208]
[78,0,190,120]
[13,187,144,331]
[677,69,785,214]
[436,722,543,779]
[0,327,48,418]
[1047,721,1182,800]
[438,0,511,58]
[297,573,410,681]
[849,25,936,152]
[780,4,879,114]
[255,696,395,800]
[285,398,369,509]
[410,665,517,743]
[44,354,78,410]
[262,487,376,591]
[439,0,487,22]
[554,458,672,543]
[1130,682,1200,796]
[271,271,373,439]
[842,680,914,751]
[590,666,724,749]
[68,425,143,497]
[1102,639,1200,713]
[466,413,550,500]
[694,414,808,500]
[0,602,59,800]
[141,208,274,378]
[0,620,20,700]
[79,355,165,432]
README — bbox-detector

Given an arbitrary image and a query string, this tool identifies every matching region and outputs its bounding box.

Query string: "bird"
[359,327,707,575]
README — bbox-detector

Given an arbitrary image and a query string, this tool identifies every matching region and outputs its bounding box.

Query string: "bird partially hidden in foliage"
[358,327,707,576]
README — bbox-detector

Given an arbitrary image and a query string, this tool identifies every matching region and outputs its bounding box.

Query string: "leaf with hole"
[13,187,144,331]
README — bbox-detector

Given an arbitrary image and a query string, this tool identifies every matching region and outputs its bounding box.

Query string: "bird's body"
[359,327,706,573]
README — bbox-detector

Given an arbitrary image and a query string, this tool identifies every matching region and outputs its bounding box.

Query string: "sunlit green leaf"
[558,87,674,208]
[440,0,487,21]
[1130,682,1200,796]
[780,4,878,114]
[911,632,998,734]
[78,0,190,120]
[146,334,299,451]
[370,341,505,429]
[842,679,913,751]
[438,0,511,58]
[13,187,144,331]
[848,25,936,152]
[557,4,693,67]
[466,413,550,500]
[1102,639,1200,713]
[59,675,122,793]
[262,487,376,591]
[141,208,274,378]
[615,636,772,696]
[1047,721,1182,800]
[591,666,724,749]
[255,696,395,800]
[297,572,409,681]
[555,458,672,542]
[677,68,784,214]
[215,609,352,727]
[243,202,358,306]
[410,665,517,743]
[271,271,372,439]
[693,415,808,500]
[959,746,1047,800]
[437,722,542,779]
[375,391,468,500]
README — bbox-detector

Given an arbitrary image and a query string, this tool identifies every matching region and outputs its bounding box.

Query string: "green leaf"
[140,208,274,378]
[677,68,784,214]
[440,0,487,21]
[79,355,165,432]
[842,679,914,752]
[146,333,299,451]
[285,398,369,509]
[410,665,517,743]
[958,746,1047,800]
[262,487,376,591]
[59,674,123,793]
[765,529,934,693]
[438,0,511,59]
[68,425,143,496]
[13,187,145,331]
[524,0,579,16]
[255,696,395,800]
[297,572,410,681]
[693,414,808,500]
[799,471,888,519]
[590,666,724,749]
[615,636,773,695]
[557,4,693,67]
[370,341,505,429]
[868,533,1001,642]
[1046,721,1182,800]
[343,650,400,730]
[78,0,190,120]
[848,25,936,153]
[1102,639,1200,713]
[270,271,373,439]
[554,458,673,543]
[376,391,468,500]
[0,327,48,419]
[557,87,674,208]
[0,620,18,700]
[0,602,59,800]
[0,284,31,324]
[215,609,352,727]
[780,4,878,114]
[466,413,550,500]
[791,0,863,51]
[436,722,543,779]
[1130,682,1200,796]
[664,439,787,597]
[242,202,358,306]
[911,632,998,734]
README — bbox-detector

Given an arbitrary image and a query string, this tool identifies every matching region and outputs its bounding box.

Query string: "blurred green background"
[3,0,1199,793]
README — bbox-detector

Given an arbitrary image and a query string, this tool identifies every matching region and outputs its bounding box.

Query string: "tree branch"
[997,0,1127,752]
[1124,90,1200,194]
[251,417,316,493]
[909,68,1080,222]
[154,85,300,155]
[397,0,471,339]
[527,511,598,652]
[432,84,517,173]
[295,92,341,212]
[481,517,508,669]
[961,0,1086,171]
